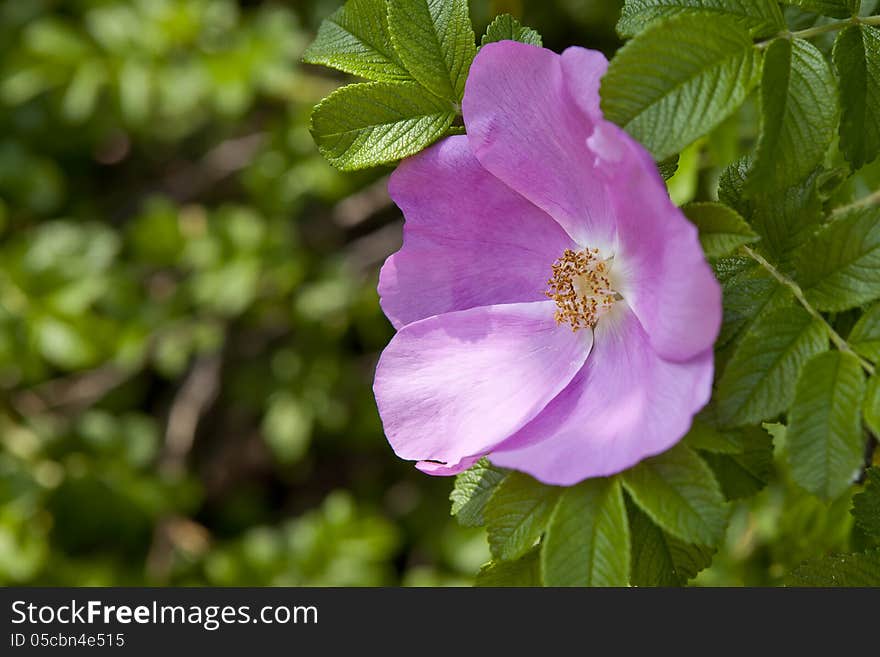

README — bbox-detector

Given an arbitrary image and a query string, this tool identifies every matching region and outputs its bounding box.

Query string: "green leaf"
[485,473,560,561]
[601,14,761,160]
[682,202,759,258]
[787,350,866,500]
[793,207,880,312]
[715,257,788,348]
[849,303,880,361]
[617,1,784,38]
[542,478,630,586]
[701,426,775,500]
[717,305,828,427]
[683,415,746,453]
[656,154,680,180]
[747,38,838,194]
[865,374,880,436]
[834,25,880,170]
[621,444,728,546]
[719,157,824,259]
[787,549,880,586]
[387,0,476,101]
[627,498,714,586]
[782,1,861,18]
[310,81,456,171]
[475,547,542,586]
[303,0,411,81]
[450,458,507,527]
[481,14,542,47]
[852,468,880,539]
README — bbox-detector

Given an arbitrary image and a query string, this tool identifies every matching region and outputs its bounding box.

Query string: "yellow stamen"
[546,248,617,332]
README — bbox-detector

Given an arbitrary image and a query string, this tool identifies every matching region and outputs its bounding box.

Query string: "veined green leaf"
[794,207,880,312]
[717,305,828,427]
[852,468,880,539]
[475,547,542,586]
[718,157,824,259]
[849,303,880,361]
[834,25,880,170]
[865,374,880,436]
[481,14,542,47]
[310,81,456,171]
[621,444,728,546]
[303,0,411,81]
[450,458,507,527]
[601,13,761,160]
[787,351,866,500]
[617,1,784,38]
[701,426,775,500]
[387,0,475,101]
[782,1,861,18]
[627,498,714,586]
[747,38,838,194]
[542,478,630,587]
[788,549,880,586]
[715,257,788,348]
[485,473,560,561]
[683,202,759,258]
[683,415,746,453]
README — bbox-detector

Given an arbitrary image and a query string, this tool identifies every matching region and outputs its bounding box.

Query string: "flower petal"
[599,121,722,361]
[381,136,574,329]
[489,306,714,486]
[374,301,592,469]
[462,42,614,246]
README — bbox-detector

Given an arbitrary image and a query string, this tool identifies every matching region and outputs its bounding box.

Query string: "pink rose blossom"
[373,42,722,485]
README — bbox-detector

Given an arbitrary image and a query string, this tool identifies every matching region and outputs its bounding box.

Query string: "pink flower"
[373,42,721,485]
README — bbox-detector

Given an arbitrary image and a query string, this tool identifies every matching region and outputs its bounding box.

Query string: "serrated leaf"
[387,0,476,101]
[787,350,866,500]
[849,303,880,361]
[627,498,714,586]
[787,549,880,586]
[701,426,775,500]
[485,473,560,561]
[542,478,630,587]
[747,38,837,194]
[834,25,880,170]
[621,444,728,546]
[450,458,507,527]
[684,415,745,453]
[852,468,880,539]
[683,202,759,258]
[481,14,542,47]
[865,374,880,436]
[617,1,784,38]
[782,1,860,18]
[475,546,542,586]
[303,0,411,81]
[718,305,828,427]
[601,14,761,160]
[718,158,824,258]
[310,81,456,171]
[716,257,788,348]
[794,207,880,312]
[657,154,680,180]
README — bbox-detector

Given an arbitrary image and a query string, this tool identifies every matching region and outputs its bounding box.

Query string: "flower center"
[546,248,617,331]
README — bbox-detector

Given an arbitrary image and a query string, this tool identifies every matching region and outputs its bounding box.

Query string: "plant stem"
[740,245,876,376]
[831,188,880,216]
[756,14,880,49]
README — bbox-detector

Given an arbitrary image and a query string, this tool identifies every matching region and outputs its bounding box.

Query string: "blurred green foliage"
[1,0,873,587]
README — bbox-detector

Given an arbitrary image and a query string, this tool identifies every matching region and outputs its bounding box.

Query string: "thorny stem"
[740,245,876,376]
[831,188,880,216]
[755,14,880,50]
